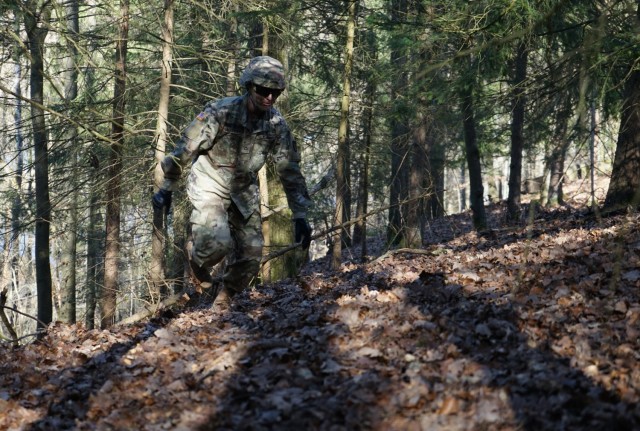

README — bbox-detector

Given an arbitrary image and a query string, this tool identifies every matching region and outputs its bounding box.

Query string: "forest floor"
[2,178,640,431]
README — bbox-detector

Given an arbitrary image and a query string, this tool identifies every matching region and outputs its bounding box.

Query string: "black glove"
[152,189,172,215]
[294,218,312,249]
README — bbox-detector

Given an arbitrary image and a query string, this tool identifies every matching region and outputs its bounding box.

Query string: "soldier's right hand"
[152,189,172,214]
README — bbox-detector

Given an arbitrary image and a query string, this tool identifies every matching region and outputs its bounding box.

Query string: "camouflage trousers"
[187,166,263,294]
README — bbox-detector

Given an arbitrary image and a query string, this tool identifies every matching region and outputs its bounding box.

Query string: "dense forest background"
[0,0,639,340]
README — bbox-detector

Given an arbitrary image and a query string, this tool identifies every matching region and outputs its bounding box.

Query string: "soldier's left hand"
[152,189,172,215]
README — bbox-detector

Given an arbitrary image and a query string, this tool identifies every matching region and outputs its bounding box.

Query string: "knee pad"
[191,222,232,267]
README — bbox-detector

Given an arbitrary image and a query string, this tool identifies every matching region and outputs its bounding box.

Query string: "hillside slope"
[1,203,639,431]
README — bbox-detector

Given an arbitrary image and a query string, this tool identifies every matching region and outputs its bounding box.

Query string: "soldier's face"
[249,84,280,112]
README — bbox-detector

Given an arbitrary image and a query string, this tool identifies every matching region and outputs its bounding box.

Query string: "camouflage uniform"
[157,85,312,294]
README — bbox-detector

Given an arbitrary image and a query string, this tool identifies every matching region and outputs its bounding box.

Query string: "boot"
[212,286,236,311]
[189,261,215,293]
[186,241,214,292]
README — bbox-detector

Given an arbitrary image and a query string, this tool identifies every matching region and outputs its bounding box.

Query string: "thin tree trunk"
[544,63,581,206]
[332,0,356,270]
[546,121,570,208]
[10,17,24,300]
[59,177,79,323]
[225,4,238,97]
[459,163,467,212]
[353,52,376,258]
[426,137,445,219]
[548,50,592,207]
[1,105,11,304]
[387,0,410,246]
[406,114,427,248]
[353,152,369,258]
[85,160,101,330]
[25,1,53,331]
[341,141,352,249]
[506,41,528,223]
[257,22,271,282]
[150,0,174,300]
[460,84,487,231]
[387,0,409,244]
[84,3,100,330]
[249,17,265,57]
[259,166,271,282]
[589,101,597,208]
[102,0,129,328]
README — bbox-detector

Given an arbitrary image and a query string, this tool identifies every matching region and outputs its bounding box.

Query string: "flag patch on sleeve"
[196,112,207,121]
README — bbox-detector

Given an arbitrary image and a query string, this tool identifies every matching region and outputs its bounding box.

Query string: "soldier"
[152,56,313,309]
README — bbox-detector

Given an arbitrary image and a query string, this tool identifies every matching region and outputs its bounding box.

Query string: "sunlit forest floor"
[2,176,640,430]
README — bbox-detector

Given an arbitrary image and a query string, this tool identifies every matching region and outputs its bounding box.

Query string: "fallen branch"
[0,332,39,345]
[116,291,191,326]
[0,294,47,340]
[0,289,18,346]
[260,188,441,267]
[368,248,436,265]
[260,197,411,265]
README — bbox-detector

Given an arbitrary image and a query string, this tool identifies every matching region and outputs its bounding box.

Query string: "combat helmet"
[239,56,286,90]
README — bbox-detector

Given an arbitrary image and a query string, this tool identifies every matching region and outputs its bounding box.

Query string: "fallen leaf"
[438,396,460,415]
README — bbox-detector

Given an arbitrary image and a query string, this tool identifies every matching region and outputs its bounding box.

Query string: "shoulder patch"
[196,111,207,121]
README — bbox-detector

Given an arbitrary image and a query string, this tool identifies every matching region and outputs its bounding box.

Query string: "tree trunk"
[604,0,640,211]
[255,22,271,282]
[459,163,467,212]
[1,106,11,302]
[169,197,188,294]
[341,142,352,250]
[59,0,80,324]
[460,84,487,231]
[605,67,640,208]
[102,0,129,328]
[353,149,369,259]
[426,136,445,220]
[547,135,569,208]
[25,1,53,331]
[58,172,79,323]
[259,166,272,282]
[10,18,24,299]
[263,23,304,279]
[84,8,100,330]
[406,114,427,248]
[331,0,356,269]
[506,41,528,223]
[85,160,102,330]
[353,44,376,258]
[249,17,265,57]
[150,0,174,300]
[225,4,238,97]
[545,98,571,207]
[387,0,410,246]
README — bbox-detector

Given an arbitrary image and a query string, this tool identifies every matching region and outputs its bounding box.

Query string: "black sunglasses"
[254,85,282,98]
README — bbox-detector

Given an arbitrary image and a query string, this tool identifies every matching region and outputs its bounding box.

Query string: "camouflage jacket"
[158,94,312,219]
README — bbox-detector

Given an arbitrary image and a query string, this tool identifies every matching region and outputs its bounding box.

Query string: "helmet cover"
[239,56,286,90]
